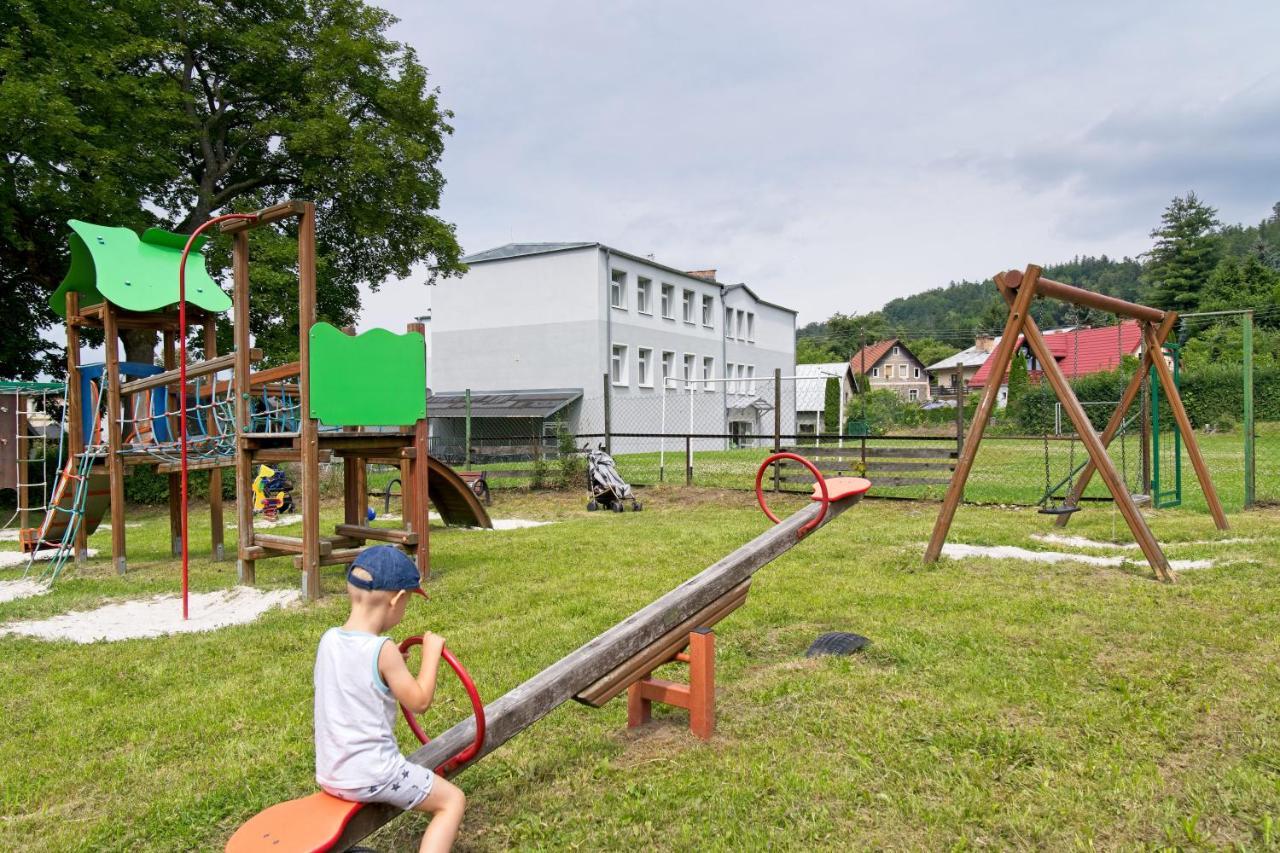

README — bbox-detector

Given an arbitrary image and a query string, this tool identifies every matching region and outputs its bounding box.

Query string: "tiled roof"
[970,322,1144,387]
[848,339,898,375]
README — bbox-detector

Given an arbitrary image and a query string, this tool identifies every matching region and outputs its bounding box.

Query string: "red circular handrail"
[755,452,830,538]
[398,636,487,775]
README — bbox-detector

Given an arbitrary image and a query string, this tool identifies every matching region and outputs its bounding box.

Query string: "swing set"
[925,265,1228,583]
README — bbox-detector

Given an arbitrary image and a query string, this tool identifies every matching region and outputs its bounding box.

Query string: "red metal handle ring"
[398,636,487,775]
[755,452,829,538]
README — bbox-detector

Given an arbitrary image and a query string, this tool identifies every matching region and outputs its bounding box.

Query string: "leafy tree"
[1006,349,1029,409]
[0,0,463,377]
[906,338,958,371]
[796,335,841,364]
[1143,192,1221,311]
[822,374,842,434]
[1197,254,1280,328]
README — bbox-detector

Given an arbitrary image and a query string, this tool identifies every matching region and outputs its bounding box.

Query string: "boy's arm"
[379,633,445,715]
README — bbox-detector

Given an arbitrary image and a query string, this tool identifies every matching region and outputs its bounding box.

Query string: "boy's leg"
[411,775,465,853]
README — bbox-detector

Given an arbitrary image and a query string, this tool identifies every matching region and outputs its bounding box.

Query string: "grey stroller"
[585,444,641,512]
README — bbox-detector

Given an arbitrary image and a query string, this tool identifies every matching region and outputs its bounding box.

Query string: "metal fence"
[427,368,1279,513]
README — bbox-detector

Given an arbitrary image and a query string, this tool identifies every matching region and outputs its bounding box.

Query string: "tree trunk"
[123,329,159,365]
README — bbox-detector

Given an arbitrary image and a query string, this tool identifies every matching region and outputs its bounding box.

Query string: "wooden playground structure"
[924,264,1228,582]
[23,200,491,598]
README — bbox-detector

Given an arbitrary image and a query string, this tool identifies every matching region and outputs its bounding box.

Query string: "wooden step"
[154,455,237,474]
[254,533,333,556]
[251,449,333,464]
[293,543,410,569]
[333,524,418,546]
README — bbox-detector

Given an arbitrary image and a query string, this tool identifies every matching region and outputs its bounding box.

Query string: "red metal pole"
[178,213,257,619]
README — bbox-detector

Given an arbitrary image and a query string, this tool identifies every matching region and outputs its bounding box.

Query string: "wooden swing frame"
[924,265,1229,583]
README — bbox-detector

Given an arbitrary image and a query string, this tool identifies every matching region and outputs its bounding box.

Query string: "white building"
[795,362,852,438]
[428,243,796,454]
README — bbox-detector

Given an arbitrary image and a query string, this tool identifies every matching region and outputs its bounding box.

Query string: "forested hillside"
[798,195,1280,370]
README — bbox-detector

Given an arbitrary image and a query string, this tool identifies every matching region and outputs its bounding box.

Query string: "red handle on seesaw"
[397,636,487,775]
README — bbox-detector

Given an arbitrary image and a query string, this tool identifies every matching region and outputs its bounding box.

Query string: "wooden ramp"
[22,463,109,550]
[427,454,492,529]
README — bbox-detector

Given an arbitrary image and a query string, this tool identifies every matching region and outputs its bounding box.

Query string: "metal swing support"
[924,265,1229,583]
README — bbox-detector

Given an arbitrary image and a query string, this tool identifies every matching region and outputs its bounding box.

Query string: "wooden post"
[65,293,87,564]
[1142,323,1228,530]
[925,266,1040,564]
[1021,306,1173,581]
[626,627,715,741]
[163,331,182,556]
[102,302,127,574]
[298,202,321,600]
[204,319,225,560]
[1054,312,1176,527]
[232,231,256,585]
[409,320,430,580]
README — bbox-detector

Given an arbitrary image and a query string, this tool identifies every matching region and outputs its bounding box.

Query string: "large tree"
[1143,192,1221,312]
[0,0,463,377]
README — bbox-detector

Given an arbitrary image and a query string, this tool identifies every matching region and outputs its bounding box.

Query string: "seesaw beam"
[333,493,862,849]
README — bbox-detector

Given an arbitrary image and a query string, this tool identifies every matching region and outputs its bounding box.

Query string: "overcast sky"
[358,1,1280,330]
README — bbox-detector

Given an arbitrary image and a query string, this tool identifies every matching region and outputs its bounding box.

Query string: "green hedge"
[1011,364,1280,433]
[124,466,237,505]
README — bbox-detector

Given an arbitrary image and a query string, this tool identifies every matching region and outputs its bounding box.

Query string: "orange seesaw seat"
[812,476,871,502]
[225,791,364,853]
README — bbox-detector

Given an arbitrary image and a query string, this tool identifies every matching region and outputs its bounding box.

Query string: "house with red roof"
[969,321,1144,405]
[848,338,932,402]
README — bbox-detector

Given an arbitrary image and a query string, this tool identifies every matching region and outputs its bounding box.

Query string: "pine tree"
[1144,193,1221,311]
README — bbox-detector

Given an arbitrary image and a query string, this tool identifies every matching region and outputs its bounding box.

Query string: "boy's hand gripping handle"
[397,636,487,775]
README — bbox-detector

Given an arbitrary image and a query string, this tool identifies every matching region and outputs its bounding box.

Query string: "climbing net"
[1,381,63,535]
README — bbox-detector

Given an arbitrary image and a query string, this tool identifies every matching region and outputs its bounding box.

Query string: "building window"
[871,367,880,378]
[702,294,714,327]
[726,362,736,393]
[892,345,900,356]
[914,367,920,379]
[637,277,652,314]
[725,305,733,331]
[702,356,714,391]
[746,365,755,393]
[909,388,918,402]
[637,347,653,387]
[611,344,628,385]
[736,309,745,339]
[682,289,695,323]
[661,284,675,319]
[682,353,696,389]
[746,312,755,341]
[661,350,675,386]
[899,364,908,379]
[610,269,626,309]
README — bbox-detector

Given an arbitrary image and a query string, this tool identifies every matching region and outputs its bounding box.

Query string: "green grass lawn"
[2,488,1279,850]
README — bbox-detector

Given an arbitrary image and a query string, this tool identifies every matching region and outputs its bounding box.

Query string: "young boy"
[314,546,466,853]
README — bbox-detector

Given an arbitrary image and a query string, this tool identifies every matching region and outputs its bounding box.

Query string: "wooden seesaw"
[226,454,869,852]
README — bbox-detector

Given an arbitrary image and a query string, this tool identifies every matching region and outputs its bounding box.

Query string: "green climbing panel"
[49,220,231,318]
[308,323,426,426]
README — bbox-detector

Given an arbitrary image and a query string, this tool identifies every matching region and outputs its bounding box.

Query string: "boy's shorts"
[322,759,435,811]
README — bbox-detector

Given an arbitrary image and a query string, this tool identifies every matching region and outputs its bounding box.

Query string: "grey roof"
[721,283,799,315]
[461,242,597,264]
[925,339,1001,372]
[427,388,582,419]
[795,362,848,412]
[726,393,774,412]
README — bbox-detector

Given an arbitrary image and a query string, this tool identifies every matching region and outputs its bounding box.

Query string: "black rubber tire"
[805,631,870,657]
[587,500,598,511]
[612,503,623,513]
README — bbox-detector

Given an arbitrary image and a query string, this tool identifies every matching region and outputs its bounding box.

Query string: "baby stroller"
[585,444,641,512]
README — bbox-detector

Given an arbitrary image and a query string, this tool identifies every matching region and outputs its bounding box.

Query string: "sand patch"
[488,518,552,530]
[0,586,299,643]
[940,543,1214,571]
[0,579,51,603]
[1032,533,1254,550]
[0,548,99,570]
[253,514,302,529]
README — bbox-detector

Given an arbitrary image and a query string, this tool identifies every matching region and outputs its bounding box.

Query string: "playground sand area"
[2,490,1279,850]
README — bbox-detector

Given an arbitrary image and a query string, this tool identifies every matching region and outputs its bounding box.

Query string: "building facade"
[848,339,932,402]
[428,243,796,453]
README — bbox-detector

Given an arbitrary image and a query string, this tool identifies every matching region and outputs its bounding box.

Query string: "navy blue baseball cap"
[348,546,427,598]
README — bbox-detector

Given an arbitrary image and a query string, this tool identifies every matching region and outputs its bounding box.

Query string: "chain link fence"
[427,362,1279,513]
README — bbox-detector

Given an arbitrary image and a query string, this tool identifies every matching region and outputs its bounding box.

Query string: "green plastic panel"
[308,323,427,426]
[48,220,231,318]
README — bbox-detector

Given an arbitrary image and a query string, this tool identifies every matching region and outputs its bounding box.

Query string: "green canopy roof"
[48,220,232,318]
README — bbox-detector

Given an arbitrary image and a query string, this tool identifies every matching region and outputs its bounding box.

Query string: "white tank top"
[314,628,402,789]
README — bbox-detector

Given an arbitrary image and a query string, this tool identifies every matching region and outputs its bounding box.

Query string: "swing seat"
[1130,493,1151,506]
[1038,504,1080,516]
